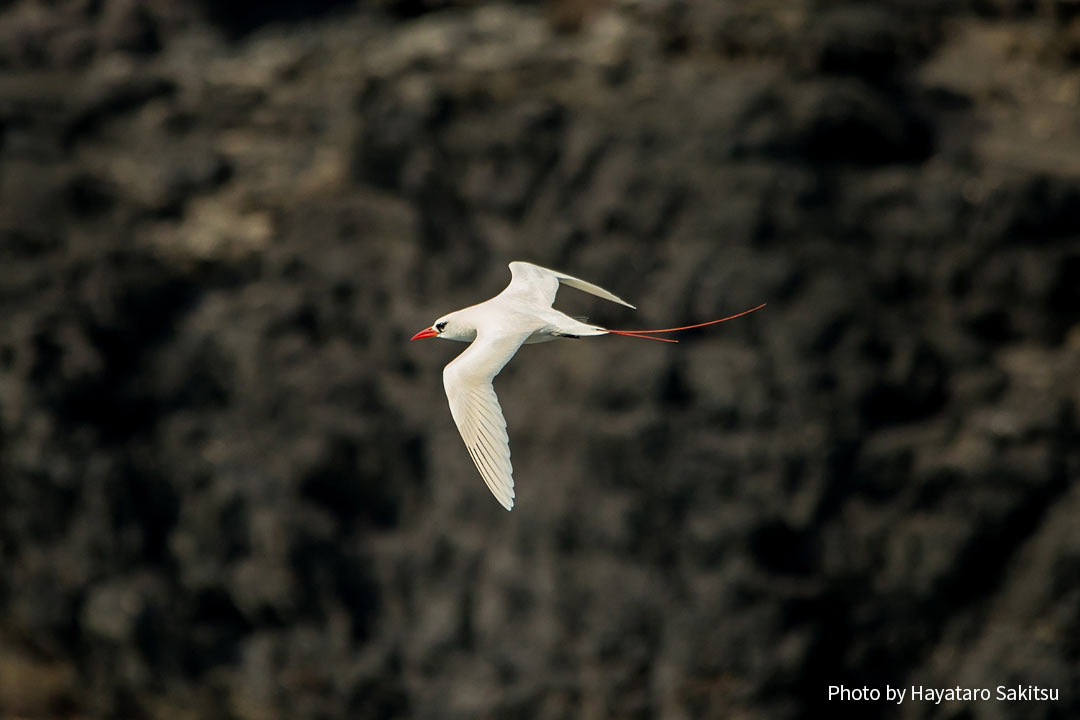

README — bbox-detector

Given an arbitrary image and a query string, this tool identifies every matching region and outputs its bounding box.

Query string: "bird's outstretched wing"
[505,261,636,310]
[443,331,528,510]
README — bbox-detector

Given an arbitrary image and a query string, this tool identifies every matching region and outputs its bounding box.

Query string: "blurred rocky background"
[1,0,1079,718]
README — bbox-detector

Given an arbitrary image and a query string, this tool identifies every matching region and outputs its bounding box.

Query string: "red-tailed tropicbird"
[411,261,764,510]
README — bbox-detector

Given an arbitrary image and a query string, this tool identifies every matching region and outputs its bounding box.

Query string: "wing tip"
[501,484,516,510]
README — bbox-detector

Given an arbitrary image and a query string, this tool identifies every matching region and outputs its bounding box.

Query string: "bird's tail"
[605,303,766,343]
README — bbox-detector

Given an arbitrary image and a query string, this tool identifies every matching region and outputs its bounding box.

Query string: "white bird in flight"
[411,261,764,510]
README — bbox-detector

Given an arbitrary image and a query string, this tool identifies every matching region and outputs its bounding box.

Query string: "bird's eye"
[435,321,447,332]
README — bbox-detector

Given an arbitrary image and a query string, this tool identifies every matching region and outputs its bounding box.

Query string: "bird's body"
[412,261,763,510]
[434,261,631,345]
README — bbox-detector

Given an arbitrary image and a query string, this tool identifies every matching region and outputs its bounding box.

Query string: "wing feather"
[469,390,507,435]
[506,261,635,309]
[443,332,527,510]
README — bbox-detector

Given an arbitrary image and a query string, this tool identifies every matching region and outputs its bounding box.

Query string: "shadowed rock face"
[1,1,1078,718]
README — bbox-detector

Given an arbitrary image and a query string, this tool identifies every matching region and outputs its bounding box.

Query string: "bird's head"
[411,312,475,342]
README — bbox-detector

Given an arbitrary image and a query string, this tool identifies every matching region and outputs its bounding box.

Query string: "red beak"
[411,327,439,341]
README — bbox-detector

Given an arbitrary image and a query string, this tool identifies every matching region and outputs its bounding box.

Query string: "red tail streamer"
[607,303,766,342]
[606,330,679,343]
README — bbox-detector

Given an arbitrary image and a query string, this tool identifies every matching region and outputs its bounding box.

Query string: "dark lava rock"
[799,5,935,80]
[1,2,1078,719]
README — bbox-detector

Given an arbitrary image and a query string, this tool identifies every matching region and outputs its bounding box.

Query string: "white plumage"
[411,261,764,510]
[413,262,632,510]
